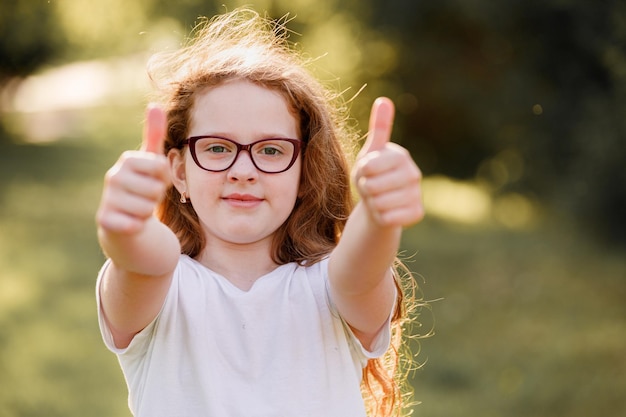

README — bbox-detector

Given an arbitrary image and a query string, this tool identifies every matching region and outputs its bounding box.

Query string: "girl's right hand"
[96,105,170,235]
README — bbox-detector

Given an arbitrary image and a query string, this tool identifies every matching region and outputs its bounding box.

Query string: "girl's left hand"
[353,97,425,228]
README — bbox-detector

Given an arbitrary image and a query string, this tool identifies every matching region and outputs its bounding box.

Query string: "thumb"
[142,104,167,154]
[359,97,395,157]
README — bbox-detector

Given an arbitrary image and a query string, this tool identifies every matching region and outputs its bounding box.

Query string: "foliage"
[2,0,617,243]
[362,0,626,245]
[0,0,64,81]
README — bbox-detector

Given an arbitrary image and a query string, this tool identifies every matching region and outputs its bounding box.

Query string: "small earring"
[180,191,187,204]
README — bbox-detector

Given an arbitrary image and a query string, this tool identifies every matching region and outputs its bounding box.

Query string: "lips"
[222,193,263,207]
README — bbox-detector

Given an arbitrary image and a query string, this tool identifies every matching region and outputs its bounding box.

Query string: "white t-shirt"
[97,255,392,417]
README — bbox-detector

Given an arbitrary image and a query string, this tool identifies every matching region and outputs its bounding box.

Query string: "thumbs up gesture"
[96,105,171,235]
[353,98,424,227]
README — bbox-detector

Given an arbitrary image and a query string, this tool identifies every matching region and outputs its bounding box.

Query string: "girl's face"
[170,79,302,254]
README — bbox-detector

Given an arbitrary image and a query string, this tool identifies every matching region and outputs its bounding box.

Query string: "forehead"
[188,79,300,140]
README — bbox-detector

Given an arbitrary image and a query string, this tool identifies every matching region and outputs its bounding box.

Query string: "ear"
[168,148,187,195]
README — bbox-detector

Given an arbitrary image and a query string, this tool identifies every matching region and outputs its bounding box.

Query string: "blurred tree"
[149,0,219,28]
[0,0,63,144]
[1,0,624,244]
[364,0,626,245]
[0,0,64,82]
[511,0,626,245]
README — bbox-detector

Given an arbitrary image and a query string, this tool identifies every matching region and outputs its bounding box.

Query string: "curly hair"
[147,8,422,416]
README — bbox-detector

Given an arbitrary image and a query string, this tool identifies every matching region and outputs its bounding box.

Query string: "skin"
[96,79,424,350]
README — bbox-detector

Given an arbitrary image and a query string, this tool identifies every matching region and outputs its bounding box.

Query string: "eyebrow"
[190,132,301,141]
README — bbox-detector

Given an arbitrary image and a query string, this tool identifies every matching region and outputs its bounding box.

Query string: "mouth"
[222,193,264,207]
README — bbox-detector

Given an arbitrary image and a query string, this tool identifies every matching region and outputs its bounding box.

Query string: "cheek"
[287,169,302,201]
[187,172,223,200]
[286,184,300,209]
[271,174,301,216]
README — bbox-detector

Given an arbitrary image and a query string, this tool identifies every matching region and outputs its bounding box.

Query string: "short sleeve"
[95,260,162,357]
[322,261,397,366]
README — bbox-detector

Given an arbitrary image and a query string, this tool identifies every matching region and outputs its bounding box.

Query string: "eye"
[259,145,282,155]
[197,138,235,154]
[208,144,229,153]
[255,140,289,157]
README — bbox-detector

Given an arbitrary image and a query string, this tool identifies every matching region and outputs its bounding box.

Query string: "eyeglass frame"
[183,135,304,174]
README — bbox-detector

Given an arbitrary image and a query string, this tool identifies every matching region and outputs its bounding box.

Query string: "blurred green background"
[1,0,624,416]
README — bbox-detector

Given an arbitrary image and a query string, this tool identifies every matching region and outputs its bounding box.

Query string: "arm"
[328,98,424,349]
[96,106,180,348]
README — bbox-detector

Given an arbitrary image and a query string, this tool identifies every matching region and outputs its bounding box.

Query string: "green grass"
[0,106,140,417]
[404,219,626,416]
[0,105,624,416]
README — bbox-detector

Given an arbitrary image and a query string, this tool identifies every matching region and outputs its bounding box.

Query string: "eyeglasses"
[183,136,303,174]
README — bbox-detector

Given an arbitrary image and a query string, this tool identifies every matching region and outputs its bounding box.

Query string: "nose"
[227,150,258,182]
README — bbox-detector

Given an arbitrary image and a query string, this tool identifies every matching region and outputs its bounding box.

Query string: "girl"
[96,8,424,417]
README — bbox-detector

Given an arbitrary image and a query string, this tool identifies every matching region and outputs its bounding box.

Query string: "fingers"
[142,104,167,154]
[358,97,395,158]
[97,154,170,234]
[96,185,159,234]
[359,152,424,226]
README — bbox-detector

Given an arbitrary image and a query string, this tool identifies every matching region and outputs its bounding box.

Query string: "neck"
[196,238,278,291]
